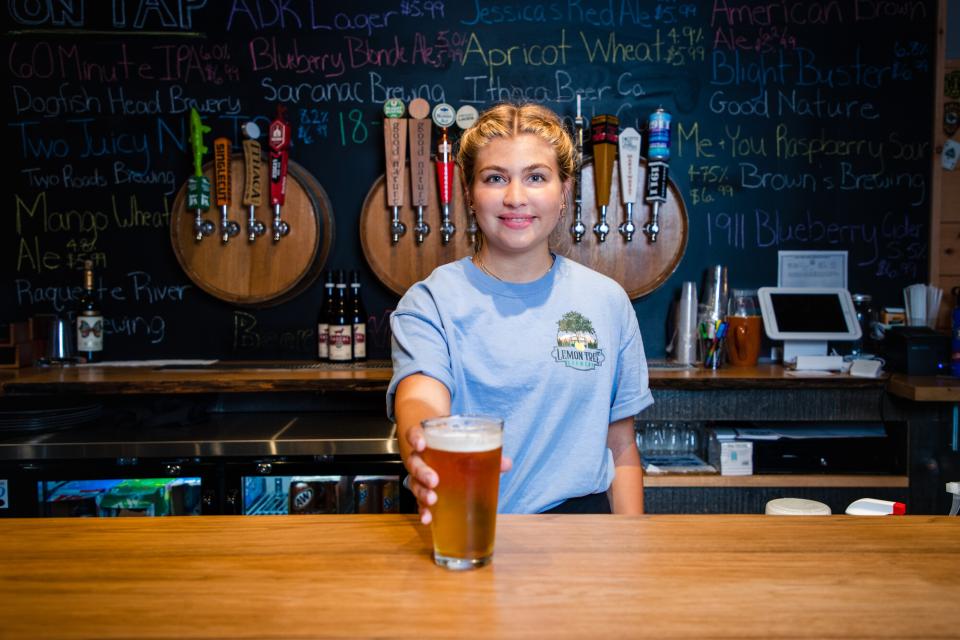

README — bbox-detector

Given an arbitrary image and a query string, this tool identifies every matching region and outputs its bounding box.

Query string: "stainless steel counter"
[0,412,397,460]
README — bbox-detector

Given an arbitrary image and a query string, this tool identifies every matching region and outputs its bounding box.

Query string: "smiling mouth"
[499,216,535,222]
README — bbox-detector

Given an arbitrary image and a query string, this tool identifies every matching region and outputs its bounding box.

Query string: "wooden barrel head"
[360,157,687,299]
[360,166,473,297]
[171,158,334,307]
[551,158,688,299]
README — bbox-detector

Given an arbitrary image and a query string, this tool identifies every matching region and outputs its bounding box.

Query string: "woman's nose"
[503,180,526,207]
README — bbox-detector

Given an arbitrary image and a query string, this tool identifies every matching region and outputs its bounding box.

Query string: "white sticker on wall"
[943,139,960,171]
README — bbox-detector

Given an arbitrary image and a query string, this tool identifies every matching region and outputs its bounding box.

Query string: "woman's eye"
[527,173,546,183]
[483,174,505,184]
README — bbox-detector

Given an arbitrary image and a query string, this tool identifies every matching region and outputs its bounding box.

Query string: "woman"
[388,103,653,519]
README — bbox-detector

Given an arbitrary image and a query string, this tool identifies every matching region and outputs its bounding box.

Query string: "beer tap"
[213,137,241,244]
[432,103,457,245]
[456,105,480,246]
[383,98,408,244]
[241,122,266,242]
[590,114,619,242]
[268,106,292,242]
[571,94,587,243]
[187,108,214,241]
[407,98,431,245]
[643,108,672,243]
[617,127,641,242]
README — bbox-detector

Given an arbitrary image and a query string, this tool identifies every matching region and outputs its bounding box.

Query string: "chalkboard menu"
[3,0,937,360]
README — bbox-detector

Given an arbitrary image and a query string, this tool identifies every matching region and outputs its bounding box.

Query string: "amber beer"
[421,416,503,570]
[726,315,762,366]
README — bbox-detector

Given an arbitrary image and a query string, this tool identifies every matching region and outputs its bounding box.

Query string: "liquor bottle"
[350,270,367,362]
[76,260,103,362]
[317,271,334,361]
[328,270,352,362]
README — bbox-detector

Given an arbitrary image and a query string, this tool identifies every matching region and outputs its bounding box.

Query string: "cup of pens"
[699,319,728,370]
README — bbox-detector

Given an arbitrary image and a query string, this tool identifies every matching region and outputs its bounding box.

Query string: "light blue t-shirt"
[387,255,653,514]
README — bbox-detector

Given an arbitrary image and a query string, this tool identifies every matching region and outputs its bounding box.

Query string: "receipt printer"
[881,326,949,375]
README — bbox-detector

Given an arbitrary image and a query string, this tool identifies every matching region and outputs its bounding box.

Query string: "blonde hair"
[457,103,574,253]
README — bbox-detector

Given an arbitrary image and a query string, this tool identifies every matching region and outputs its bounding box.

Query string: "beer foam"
[424,427,502,453]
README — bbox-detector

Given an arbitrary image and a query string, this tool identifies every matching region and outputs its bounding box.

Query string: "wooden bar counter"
[0,361,886,395]
[0,515,956,639]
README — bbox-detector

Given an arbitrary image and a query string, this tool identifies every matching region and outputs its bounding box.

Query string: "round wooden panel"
[360,158,687,299]
[360,167,473,297]
[171,158,334,307]
[551,158,688,299]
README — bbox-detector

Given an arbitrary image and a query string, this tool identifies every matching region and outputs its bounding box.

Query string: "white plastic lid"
[765,498,832,516]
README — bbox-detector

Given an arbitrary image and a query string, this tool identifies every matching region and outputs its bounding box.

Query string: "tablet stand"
[783,340,827,364]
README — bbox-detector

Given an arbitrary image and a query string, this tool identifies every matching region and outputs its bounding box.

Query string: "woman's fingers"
[409,474,435,525]
[407,453,437,490]
[405,424,426,452]
[418,505,433,525]
[407,473,437,506]
[404,452,438,525]
[501,454,513,473]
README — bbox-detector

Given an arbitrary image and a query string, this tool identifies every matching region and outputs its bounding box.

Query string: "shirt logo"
[551,311,605,371]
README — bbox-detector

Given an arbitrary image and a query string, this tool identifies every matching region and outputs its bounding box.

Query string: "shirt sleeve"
[609,294,654,424]
[386,284,456,423]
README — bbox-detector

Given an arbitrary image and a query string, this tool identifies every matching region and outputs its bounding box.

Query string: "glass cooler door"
[228,459,409,515]
[0,459,219,517]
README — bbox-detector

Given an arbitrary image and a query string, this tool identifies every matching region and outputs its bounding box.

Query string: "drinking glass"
[663,422,681,454]
[683,423,703,458]
[645,422,665,455]
[421,415,503,570]
[726,289,762,367]
[727,289,759,317]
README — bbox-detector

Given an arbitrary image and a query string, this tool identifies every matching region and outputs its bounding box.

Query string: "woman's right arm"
[395,373,451,524]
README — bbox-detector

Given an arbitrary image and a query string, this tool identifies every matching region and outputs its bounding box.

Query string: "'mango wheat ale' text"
[421,416,503,570]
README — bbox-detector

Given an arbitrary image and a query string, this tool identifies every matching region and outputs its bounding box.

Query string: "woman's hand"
[404,423,513,525]
[403,422,438,525]
[395,374,512,524]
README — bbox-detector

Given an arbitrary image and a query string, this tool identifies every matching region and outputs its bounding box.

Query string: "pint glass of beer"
[421,415,503,570]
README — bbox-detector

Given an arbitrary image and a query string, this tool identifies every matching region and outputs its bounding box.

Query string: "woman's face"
[469,134,568,258]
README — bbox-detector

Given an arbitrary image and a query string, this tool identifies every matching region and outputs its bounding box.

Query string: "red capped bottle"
[328,270,352,363]
[350,270,367,362]
[317,271,334,361]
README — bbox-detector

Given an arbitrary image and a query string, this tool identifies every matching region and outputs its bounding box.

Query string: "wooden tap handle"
[383,117,408,208]
[213,137,231,207]
[409,118,431,208]
[591,115,619,208]
[242,139,262,207]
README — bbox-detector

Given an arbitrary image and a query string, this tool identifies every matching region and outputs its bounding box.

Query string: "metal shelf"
[644,474,909,488]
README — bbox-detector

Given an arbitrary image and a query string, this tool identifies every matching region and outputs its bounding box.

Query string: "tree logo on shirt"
[551,311,605,371]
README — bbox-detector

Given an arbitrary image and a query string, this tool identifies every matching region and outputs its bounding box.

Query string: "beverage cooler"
[228,462,403,516]
[0,401,412,517]
[3,459,215,517]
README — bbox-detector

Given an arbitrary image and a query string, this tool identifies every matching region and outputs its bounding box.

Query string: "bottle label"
[328,326,352,361]
[77,314,103,352]
[317,322,329,359]
[352,323,366,359]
